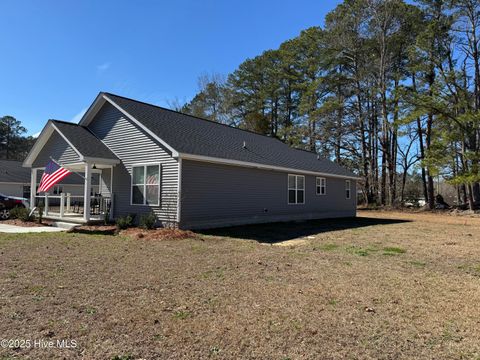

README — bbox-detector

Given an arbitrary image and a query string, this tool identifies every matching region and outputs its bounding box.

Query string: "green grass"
[383,247,406,256]
[458,263,480,276]
[346,245,379,257]
[328,299,338,306]
[85,306,97,315]
[173,310,191,320]
[316,243,339,251]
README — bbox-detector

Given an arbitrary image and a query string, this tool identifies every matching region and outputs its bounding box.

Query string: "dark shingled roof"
[0,160,31,183]
[50,120,118,160]
[104,93,357,178]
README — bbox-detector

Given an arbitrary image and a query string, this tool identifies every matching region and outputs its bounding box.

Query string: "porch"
[32,193,112,224]
[30,161,117,224]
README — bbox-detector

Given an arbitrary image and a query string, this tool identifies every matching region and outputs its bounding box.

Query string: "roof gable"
[23,120,119,167]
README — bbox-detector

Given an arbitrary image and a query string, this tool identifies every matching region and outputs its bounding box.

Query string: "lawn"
[1,210,480,359]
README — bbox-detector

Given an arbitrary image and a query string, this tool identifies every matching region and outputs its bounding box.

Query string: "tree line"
[179,0,480,210]
[0,116,36,161]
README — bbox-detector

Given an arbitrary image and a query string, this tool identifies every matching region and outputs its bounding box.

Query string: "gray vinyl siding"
[180,160,356,229]
[32,131,80,167]
[87,103,178,224]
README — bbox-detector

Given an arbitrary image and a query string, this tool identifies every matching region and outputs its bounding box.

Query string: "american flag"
[37,160,71,193]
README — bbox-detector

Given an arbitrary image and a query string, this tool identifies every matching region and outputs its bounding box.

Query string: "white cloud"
[32,131,41,138]
[97,62,111,73]
[71,108,88,123]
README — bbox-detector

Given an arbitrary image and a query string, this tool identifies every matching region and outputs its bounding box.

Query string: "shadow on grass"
[197,217,411,243]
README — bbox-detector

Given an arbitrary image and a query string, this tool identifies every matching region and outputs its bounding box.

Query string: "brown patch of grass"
[0,211,480,359]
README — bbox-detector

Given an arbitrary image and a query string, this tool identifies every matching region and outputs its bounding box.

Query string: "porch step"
[51,221,79,230]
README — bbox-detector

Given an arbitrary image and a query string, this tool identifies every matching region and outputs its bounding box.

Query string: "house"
[0,159,99,200]
[23,92,358,228]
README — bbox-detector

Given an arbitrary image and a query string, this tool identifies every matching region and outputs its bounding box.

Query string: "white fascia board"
[82,157,120,165]
[179,153,360,180]
[78,93,107,126]
[102,95,179,157]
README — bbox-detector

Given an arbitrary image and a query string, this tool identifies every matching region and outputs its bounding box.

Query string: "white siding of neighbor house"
[86,102,179,224]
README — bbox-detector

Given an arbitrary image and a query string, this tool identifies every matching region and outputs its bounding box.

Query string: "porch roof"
[23,120,119,167]
[50,120,118,161]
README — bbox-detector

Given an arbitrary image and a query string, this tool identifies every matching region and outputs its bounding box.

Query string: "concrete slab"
[0,224,66,233]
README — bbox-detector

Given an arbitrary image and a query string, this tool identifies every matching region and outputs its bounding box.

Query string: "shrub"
[139,212,156,230]
[115,215,133,230]
[10,207,35,222]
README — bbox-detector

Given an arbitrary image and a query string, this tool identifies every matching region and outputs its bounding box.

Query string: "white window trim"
[288,174,305,205]
[346,180,351,199]
[316,177,326,196]
[130,163,161,206]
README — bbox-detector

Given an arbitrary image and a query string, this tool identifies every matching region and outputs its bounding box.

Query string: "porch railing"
[34,193,113,221]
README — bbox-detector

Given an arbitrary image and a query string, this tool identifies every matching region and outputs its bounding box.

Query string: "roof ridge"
[103,92,290,145]
[49,119,81,126]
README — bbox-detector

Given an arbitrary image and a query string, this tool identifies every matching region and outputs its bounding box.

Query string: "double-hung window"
[132,164,160,205]
[345,180,351,199]
[316,177,326,195]
[288,174,305,204]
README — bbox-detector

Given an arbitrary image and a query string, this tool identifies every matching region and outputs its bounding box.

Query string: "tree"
[179,0,480,209]
[0,115,27,160]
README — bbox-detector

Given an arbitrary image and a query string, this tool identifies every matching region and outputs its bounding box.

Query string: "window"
[346,180,351,199]
[131,164,160,205]
[288,174,305,204]
[53,185,63,195]
[316,177,326,195]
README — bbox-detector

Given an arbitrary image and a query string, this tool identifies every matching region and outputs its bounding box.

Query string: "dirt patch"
[120,227,198,241]
[71,225,117,235]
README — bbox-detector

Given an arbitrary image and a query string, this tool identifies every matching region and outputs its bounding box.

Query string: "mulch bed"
[71,225,117,235]
[70,225,197,240]
[120,227,197,240]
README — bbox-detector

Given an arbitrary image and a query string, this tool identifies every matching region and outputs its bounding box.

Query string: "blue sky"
[1,0,342,136]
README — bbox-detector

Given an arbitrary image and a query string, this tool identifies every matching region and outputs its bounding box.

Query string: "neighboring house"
[0,159,31,198]
[0,159,99,199]
[23,92,358,228]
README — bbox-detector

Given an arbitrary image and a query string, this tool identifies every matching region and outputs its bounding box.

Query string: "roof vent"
[317,154,320,160]
[243,141,247,149]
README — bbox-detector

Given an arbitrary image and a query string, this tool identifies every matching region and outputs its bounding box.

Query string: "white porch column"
[83,162,92,222]
[60,193,65,219]
[30,168,37,209]
[66,193,71,212]
[44,193,49,216]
